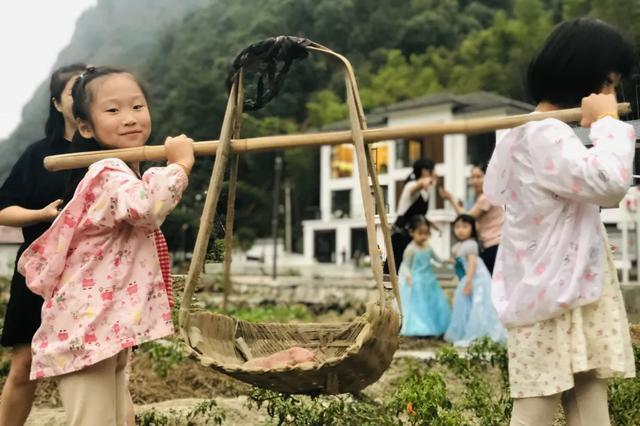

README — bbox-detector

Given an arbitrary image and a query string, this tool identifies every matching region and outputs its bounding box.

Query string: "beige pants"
[510,371,610,426]
[57,350,130,426]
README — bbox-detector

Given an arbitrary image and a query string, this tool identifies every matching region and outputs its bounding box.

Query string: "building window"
[351,227,368,258]
[370,143,389,174]
[423,135,444,164]
[331,190,351,218]
[467,132,495,167]
[396,139,422,169]
[396,136,444,169]
[331,144,353,178]
[314,230,336,263]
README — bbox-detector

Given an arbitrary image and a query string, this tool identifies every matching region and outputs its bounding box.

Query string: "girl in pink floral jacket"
[18,66,194,425]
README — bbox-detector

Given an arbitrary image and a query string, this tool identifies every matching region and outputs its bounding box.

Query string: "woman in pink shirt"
[440,163,503,273]
[18,66,194,425]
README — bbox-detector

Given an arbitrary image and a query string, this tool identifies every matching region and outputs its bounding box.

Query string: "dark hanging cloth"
[0,137,73,347]
[226,35,311,111]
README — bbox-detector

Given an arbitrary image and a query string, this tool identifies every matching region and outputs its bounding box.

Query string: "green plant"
[206,239,225,263]
[139,340,185,378]
[135,409,170,426]
[187,399,226,425]
[247,388,397,426]
[608,345,640,425]
[171,296,181,329]
[435,339,511,425]
[387,370,464,425]
[0,359,10,377]
[223,304,312,323]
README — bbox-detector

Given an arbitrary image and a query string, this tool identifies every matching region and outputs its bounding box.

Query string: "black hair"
[471,162,487,174]
[527,18,635,108]
[44,63,87,143]
[453,214,478,240]
[408,214,430,232]
[406,158,435,183]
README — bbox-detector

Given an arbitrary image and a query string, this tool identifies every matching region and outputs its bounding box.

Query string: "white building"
[302,92,533,265]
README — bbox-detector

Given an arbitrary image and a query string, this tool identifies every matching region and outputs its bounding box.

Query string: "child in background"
[18,66,194,425]
[444,214,506,347]
[398,215,451,337]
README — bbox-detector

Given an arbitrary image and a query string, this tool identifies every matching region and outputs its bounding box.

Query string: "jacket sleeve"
[529,117,635,206]
[483,127,522,206]
[17,210,76,298]
[86,161,188,232]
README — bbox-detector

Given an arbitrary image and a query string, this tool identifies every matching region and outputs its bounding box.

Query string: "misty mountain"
[0,0,209,181]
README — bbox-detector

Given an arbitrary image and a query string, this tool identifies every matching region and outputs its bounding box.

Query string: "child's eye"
[106,108,118,113]
[133,104,145,110]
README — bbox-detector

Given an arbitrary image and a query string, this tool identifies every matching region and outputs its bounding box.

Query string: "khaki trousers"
[57,350,130,426]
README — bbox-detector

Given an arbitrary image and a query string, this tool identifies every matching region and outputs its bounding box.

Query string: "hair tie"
[79,66,96,81]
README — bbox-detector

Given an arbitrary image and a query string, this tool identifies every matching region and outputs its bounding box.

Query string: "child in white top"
[484,18,636,425]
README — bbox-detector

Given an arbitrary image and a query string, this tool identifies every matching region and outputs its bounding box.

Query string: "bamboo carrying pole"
[43,103,631,172]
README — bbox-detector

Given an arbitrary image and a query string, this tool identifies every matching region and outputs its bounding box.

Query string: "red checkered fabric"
[154,230,174,308]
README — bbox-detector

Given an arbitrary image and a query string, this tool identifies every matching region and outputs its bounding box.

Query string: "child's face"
[453,220,472,241]
[410,223,430,244]
[78,73,151,149]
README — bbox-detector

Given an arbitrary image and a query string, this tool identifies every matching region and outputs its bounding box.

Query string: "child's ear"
[77,119,94,139]
[53,97,63,113]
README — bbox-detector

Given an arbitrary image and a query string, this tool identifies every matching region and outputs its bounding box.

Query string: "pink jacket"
[18,159,188,379]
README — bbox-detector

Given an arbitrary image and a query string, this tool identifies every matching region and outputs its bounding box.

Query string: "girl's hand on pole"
[580,93,618,128]
[166,134,195,175]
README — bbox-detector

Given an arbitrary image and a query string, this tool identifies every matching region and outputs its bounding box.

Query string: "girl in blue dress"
[445,214,506,346]
[399,215,451,336]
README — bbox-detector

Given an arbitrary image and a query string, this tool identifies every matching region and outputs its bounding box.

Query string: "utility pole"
[271,154,282,279]
[284,179,292,253]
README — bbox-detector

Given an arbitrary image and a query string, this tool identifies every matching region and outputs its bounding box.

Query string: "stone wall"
[174,274,640,324]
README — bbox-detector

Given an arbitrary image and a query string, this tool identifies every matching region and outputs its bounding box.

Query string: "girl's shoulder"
[85,159,139,185]
[459,239,479,255]
[522,117,575,143]
[89,158,136,175]
[524,116,571,130]
[76,159,137,196]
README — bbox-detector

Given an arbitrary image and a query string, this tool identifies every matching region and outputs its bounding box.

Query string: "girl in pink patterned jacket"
[18,66,194,425]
